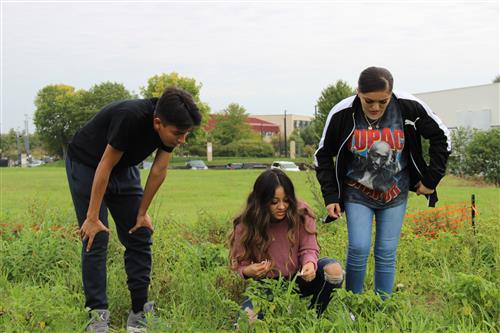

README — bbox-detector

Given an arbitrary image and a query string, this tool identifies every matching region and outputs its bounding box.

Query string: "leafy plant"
[447,273,499,323]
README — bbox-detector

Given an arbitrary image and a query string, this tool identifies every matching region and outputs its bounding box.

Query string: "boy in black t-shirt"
[65,87,201,332]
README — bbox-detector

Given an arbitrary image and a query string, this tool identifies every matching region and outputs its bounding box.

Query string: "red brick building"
[205,115,280,142]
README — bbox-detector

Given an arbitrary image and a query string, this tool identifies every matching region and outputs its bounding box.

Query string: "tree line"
[3,71,498,186]
[2,71,355,160]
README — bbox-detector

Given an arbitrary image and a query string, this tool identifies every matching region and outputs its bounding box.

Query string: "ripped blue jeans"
[344,200,407,297]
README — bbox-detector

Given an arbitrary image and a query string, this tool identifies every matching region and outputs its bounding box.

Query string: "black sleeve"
[106,111,133,152]
[314,113,341,206]
[415,103,451,189]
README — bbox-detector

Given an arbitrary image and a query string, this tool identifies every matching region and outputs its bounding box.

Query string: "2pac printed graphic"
[345,98,409,204]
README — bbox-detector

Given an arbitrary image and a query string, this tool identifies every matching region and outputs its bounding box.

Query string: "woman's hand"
[415,181,435,195]
[326,203,342,219]
[242,260,273,278]
[298,262,316,282]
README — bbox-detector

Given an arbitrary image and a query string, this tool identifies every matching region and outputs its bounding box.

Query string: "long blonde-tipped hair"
[229,169,315,270]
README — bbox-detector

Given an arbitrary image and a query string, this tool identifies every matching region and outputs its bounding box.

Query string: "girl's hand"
[415,181,435,195]
[298,262,316,282]
[242,260,272,278]
[326,203,342,219]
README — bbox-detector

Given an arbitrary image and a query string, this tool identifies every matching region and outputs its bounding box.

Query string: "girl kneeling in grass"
[229,169,343,322]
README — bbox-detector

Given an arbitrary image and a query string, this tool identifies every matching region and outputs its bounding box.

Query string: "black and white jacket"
[314,91,451,209]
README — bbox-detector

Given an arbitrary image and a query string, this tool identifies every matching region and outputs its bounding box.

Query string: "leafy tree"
[211,103,256,145]
[493,75,500,83]
[78,81,134,116]
[448,127,475,176]
[271,136,283,156]
[33,82,134,158]
[303,145,316,158]
[288,129,305,157]
[465,128,500,186]
[0,129,34,161]
[0,129,18,158]
[140,72,210,144]
[33,85,81,157]
[214,139,273,157]
[299,124,318,147]
[314,80,355,139]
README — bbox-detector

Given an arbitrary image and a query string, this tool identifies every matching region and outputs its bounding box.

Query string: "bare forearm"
[86,144,123,220]
[138,150,171,216]
[138,169,166,216]
[87,163,112,219]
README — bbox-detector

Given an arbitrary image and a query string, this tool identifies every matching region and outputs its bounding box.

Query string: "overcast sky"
[1,0,498,132]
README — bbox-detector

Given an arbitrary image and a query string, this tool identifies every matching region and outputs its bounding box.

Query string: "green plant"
[447,273,499,323]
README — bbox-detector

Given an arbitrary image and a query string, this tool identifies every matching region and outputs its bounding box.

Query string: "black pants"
[65,157,152,310]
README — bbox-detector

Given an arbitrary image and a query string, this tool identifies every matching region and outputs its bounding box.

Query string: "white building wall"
[414,83,500,129]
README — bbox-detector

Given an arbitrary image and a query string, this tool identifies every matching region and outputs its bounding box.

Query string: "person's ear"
[153,117,162,131]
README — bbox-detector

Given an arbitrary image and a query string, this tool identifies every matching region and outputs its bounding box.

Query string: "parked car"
[241,162,268,169]
[28,159,44,167]
[270,161,300,172]
[42,156,54,164]
[226,162,243,170]
[186,160,208,170]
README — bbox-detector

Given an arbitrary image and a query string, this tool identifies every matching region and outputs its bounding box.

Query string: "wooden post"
[290,140,296,160]
[471,194,476,235]
[207,142,213,162]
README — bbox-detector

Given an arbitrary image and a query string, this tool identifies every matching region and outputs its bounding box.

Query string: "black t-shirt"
[68,98,173,169]
[343,97,409,208]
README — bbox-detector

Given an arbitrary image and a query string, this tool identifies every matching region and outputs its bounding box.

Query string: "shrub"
[303,145,316,158]
[215,139,274,157]
[184,143,206,157]
[447,273,499,323]
[448,127,475,176]
[465,128,500,186]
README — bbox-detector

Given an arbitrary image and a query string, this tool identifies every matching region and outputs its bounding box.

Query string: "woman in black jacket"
[314,67,451,297]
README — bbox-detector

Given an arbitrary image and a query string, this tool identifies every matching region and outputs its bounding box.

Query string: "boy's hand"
[298,262,316,282]
[80,218,110,252]
[129,213,154,234]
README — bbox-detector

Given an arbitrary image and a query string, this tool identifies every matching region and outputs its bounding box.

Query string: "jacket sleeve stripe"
[394,90,452,152]
[314,95,356,167]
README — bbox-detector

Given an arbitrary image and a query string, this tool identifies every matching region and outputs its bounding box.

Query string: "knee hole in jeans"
[324,262,344,285]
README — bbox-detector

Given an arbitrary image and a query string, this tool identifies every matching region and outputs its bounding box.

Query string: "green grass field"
[0,168,498,332]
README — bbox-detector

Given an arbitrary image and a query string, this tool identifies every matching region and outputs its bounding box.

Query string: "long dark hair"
[229,169,314,268]
[358,66,394,93]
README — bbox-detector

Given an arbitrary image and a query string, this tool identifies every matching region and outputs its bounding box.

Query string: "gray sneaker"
[86,309,109,333]
[127,301,155,333]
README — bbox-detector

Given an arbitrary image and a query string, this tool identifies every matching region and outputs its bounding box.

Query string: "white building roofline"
[414,82,499,95]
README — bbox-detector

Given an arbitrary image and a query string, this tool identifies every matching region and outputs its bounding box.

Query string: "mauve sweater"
[230,202,319,279]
